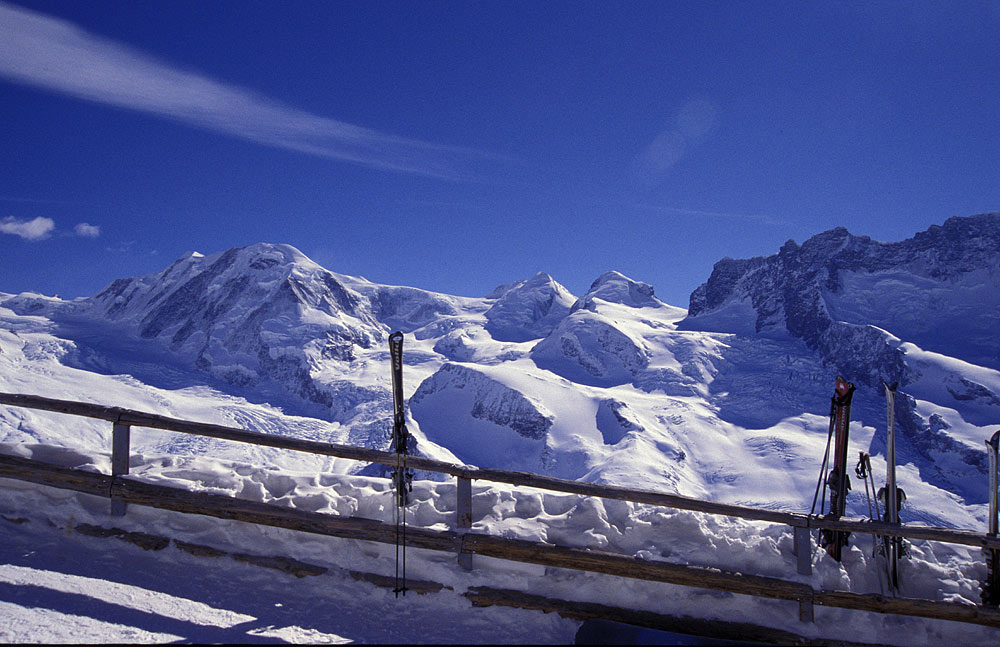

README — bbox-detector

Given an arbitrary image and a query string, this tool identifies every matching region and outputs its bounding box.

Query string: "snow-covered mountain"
[682,213,1000,379]
[2,214,999,531]
[4,213,1000,645]
[680,212,1000,503]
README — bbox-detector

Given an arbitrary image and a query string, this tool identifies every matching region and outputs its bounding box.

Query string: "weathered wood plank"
[347,571,446,595]
[0,392,124,422]
[795,526,812,576]
[464,586,864,646]
[815,589,1000,629]
[111,424,130,476]
[457,476,473,570]
[4,453,1000,630]
[805,516,1000,549]
[111,423,130,516]
[0,453,112,498]
[462,532,813,601]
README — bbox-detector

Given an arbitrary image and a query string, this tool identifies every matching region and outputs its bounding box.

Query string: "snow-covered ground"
[0,478,578,644]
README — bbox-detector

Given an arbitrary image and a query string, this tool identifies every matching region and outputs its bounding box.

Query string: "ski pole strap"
[855,452,870,479]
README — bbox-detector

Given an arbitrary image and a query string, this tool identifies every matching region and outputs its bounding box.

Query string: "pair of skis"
[810,377,1000,605]
[814,376,856,562]
[388,331,413,598]
[877,382,905,592]
[812,377,905,592]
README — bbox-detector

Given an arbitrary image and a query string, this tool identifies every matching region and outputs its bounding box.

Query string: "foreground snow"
[0,480,579,644]
[1,454,997,645]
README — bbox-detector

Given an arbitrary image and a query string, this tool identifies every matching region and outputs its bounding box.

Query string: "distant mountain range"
[2,212,998,530]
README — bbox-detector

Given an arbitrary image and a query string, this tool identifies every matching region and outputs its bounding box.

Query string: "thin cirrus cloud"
[0,216,55,240]
[632,203,788,227]
[0,2,495,181]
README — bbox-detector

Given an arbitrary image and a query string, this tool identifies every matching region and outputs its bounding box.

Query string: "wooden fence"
[1,391,999,634]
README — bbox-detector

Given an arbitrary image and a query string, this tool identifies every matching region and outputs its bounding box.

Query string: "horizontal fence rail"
[2,392,996,549]
[2,390,1000,634]
[2,452,1000,631]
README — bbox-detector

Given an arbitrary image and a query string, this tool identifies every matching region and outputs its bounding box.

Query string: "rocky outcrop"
[595,399,644,445]
[410,363,552,440]
[680,213,1000,383]
[408,363,553,470]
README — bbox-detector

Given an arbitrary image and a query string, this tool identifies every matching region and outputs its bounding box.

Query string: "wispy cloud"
[74,222,100,237]
[632,203,788,227]
[0,2,496,181]
[0,194,76,205]
[104,240,136,254]
[0,216,55,240]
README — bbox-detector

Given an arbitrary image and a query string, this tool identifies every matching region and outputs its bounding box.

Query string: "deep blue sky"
[2,1,998,307]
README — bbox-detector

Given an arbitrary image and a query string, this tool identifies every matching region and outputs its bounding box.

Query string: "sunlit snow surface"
[0,481,575,644]
[1,238,999,644]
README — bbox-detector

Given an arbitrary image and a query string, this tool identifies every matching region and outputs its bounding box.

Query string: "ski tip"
[834,376,855,398]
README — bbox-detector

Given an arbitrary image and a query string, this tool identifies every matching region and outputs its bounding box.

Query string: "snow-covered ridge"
[1,215,999,537]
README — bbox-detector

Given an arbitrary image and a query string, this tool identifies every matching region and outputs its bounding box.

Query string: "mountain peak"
[225,243,319,272]
[484,272,575,342]
[89,242,382,396]
[574,270,661,311]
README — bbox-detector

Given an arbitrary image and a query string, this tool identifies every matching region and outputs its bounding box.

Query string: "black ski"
[819,376,855,561]
[388,330,413,597]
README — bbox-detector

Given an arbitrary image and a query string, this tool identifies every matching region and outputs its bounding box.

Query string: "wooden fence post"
[111,422,130,516]
[791,525,814,622]
[793,526,812,576]
[457,476,473,570]
[799,594,815,623]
